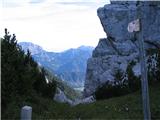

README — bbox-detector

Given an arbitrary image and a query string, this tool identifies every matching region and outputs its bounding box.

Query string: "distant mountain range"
[19,42,94,88]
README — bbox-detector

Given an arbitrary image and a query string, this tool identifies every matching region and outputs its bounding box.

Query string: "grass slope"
[33,83,160,119]
[5,83,160,119]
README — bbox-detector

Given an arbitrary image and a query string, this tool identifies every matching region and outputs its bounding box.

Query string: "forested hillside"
[1,29,57,119]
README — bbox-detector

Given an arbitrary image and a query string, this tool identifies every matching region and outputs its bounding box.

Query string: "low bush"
[95,61,141,100]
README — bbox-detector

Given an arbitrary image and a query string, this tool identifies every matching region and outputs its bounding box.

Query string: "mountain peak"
[78,45,94,51]
[18,42,45,55]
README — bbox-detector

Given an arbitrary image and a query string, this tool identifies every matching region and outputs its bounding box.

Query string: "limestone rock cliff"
[84,1,160,97]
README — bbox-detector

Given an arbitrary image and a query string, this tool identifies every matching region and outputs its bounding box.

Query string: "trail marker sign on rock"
[127,19,140,32]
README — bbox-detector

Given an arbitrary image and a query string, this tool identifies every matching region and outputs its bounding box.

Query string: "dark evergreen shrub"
[43,80,57,98]
[147,48,160,83]
[156,49,160,82]
[126,61,141,92]
[95,61,141,100]
[95,69,129,100]
[1,29,57,117]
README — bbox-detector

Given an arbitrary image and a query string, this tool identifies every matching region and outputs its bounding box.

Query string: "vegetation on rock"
[94,55,159,100]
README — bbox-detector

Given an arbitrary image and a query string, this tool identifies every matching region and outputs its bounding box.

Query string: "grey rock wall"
[83,1,160,97]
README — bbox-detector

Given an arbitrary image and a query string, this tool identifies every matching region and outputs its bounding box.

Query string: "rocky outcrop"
[54,88,95,106]
[84,1,160,97]
[54,88,73,104]
[73,96,95,106]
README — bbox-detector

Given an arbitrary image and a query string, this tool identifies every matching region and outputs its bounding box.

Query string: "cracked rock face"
[83,1,160,97]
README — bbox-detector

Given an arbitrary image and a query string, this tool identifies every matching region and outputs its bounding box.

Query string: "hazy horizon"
[18,41,95,53]
[0,0,110,52]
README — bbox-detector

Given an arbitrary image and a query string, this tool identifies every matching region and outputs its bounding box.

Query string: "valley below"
[19,42,94,89]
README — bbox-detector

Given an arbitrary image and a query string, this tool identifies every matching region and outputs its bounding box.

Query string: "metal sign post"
[137,19,151,120]
[128,18,151,120]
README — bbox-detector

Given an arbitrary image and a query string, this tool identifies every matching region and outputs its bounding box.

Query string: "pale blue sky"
[0,0,110,52]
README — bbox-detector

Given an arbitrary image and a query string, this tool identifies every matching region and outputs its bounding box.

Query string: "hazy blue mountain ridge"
[19,42,94,88]
[18,42,45,55]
